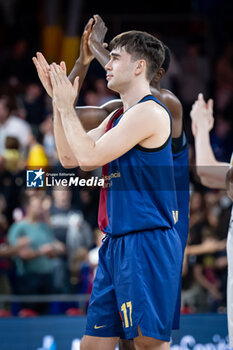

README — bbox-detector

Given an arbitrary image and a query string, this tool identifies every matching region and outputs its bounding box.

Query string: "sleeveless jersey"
[98,95,178,236]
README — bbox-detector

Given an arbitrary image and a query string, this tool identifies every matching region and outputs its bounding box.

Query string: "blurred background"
[0,0,233,326]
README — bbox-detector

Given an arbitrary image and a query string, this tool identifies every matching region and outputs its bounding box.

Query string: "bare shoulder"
[159,88,183,120]
[121,100,170,130]
[139,99,170,120]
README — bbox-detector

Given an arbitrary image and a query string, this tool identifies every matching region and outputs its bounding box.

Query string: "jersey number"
[172,210,179,224]
[121,301,133,328]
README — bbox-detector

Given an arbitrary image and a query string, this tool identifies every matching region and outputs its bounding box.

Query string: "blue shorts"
[85,227,182,341]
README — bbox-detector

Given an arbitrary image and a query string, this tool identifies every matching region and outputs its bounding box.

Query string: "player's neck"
[151,81,160,90]
[120,81,151,112]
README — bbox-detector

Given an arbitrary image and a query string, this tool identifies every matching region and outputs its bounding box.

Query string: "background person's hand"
[190,93,214,136]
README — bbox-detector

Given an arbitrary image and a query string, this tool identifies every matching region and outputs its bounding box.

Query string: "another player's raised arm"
[68,17,95,87]
[89,14,110,68]
[190,94,230,189]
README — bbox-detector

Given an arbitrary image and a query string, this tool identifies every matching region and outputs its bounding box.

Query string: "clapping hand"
[49,63,79,112]
[32,52,66,98]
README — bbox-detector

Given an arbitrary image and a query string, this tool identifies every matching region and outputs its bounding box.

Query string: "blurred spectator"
[210,115,233,162]
[40,114,57,165]
[182,227,227,312]
[70,247,94,296]
[189,191,207,245]
[193,226,227,312]
[214,42,233,113]
[0,0,17,25]
[0,193,12,310]
[7,194,65,314]
[181,242,201,312]
[0,155,24,224]
[19,82,46,126]
[160,50,182,94]
[216,193,232,240]
[0,38,37,84]
[27,128,49,168]
[66,210,93,266]
[50,187,75,293]
[0,232,29,311]
[4,136,23,173]
[50,187,93,292]
[0,94,31,157]
[78,187,99,229]
[178,41,210,113]
[95,78,117,105]
[88,228,105,277]
[50,187,78,244]
[177,41,210,142]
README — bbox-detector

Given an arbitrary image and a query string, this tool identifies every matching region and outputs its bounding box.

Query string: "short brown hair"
[109,30,165,81]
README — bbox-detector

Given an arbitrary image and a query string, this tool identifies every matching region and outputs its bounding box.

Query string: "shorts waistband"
[102,226,170,240]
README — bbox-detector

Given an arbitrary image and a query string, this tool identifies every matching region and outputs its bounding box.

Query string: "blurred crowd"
[0,3,233,317]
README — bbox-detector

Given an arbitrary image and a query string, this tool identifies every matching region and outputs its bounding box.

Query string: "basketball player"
[191,93,233,348]
[74,14,189,338]
[33,16,189,350]
[47,29,183,350]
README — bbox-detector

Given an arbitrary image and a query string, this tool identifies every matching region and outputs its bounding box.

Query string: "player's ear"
[157,68,165,80]
[150,68,164,86]
[135,59,146,76]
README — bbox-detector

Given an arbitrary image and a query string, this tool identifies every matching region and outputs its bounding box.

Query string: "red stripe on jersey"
[98,107,124,232]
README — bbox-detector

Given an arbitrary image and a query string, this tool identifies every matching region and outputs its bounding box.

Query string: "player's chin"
[107,80,117,92]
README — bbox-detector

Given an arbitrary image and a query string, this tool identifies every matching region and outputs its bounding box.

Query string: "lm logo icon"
[26,168,45,188]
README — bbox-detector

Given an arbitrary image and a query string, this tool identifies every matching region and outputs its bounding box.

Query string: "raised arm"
[68,18,95,87]
[69,14,109,85]
[88,14,110,68]
[190,94,230,189]
[72,14,123,131]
